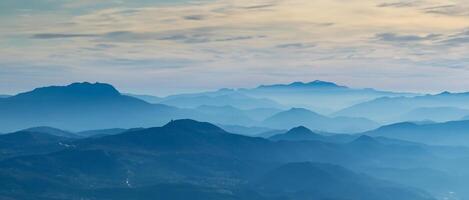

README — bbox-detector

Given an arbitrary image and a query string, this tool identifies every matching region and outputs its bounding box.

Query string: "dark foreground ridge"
[0,119,437,200]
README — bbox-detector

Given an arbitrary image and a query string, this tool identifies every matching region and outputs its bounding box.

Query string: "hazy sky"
[1,0,468,95]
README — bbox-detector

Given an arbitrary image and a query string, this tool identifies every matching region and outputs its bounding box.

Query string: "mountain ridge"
[262,107,379,133]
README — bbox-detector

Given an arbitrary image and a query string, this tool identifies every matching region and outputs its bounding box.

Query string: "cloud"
[316,23,335,27]
[31,27,265,44]
[0,62,73,79]
[241,3,276,9]
[423,5,469,16]
[439,29,469,46]
[375,32,441,42]
[102,28,266,44]
[183,15,206,20]
[93,58,195,70]
[32,33,99,39]
[95,43,117,49]
[275,43,316,49]
[377,1,422,8]
[3,0,469,94]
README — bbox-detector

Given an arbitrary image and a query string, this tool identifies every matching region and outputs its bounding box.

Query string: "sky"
[1,0,468,96]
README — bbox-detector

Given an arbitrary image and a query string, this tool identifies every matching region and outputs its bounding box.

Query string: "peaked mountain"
[0,82,188,132]
[256,80,348,89]
[22,126,81,138]
[348,135,381,147]
[269,126,324,141]
[335,92,469,123]
[78,119,274,159]
[363,120,469,146]
[262,108,379,133]
[0,119,441,200]
[268,126,391,144]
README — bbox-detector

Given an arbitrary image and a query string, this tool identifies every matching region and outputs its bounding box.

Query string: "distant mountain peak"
[307,80,345,87]
[258,80,347,89]
[439,91,451,95]
[287,126,314,134]
[23,126,68,133]
[289,80,344,88]
[350,135,380,145]
[288,107,311,112]
[21,126,80,138]
[381,121,418,129]
[283,126,320,137]
[269,125,322,141]
[63,82,120,95]
[436,91,469,96]
[13,82,121,99]
[163,119,226,133]
[284,107,323,116]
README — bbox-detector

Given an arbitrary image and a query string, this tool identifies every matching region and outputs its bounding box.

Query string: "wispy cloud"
[1,0,469,94]
[377,1,422,8]
[275,43,316,49]
[32,33,99,39]
[241,3,277,9]
[423,4,469,16]
[439,28,469,46]
[183,15,206,20]
[375,32,441,42]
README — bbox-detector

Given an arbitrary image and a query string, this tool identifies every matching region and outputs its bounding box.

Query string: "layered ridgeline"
[129,89,284,110]
[262,108,379,133]
[0,82,384,134]
[363,120,469,146]
[0,82,188,132]
[128,81,469,124]
[0,119,454,200]
[268,126,361,143]
[128,80,415,114]
[335,92,469,123]
[0,82,281,132]
[239,80,416,113]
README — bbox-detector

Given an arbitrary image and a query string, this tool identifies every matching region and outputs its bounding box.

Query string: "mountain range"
[335,92,469,123]
[4,81,469,199]
[5,81,469,134]
[0,82,391,133]
[0,82,288,132]
[1,119,454,200]
[269,126,324,141]
[238,80,417,113]
[263,108,380,133]
[0,82,187,132]
[129,80,416,114]
[128,90,284,110]
[363,120,469,146]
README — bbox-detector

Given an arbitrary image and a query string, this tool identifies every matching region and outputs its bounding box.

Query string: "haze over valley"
[2,0,469,199]
[1,81,469,199]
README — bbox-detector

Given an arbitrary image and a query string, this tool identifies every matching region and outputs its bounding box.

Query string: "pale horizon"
[1,0,469,95]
